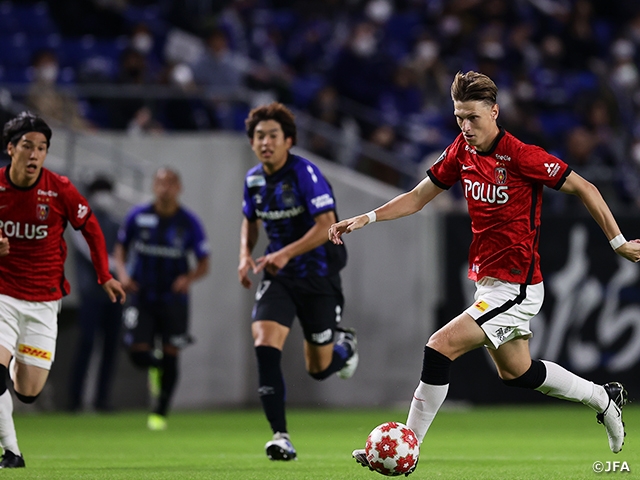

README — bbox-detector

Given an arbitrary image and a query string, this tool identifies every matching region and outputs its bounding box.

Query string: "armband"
[610,234,626,250]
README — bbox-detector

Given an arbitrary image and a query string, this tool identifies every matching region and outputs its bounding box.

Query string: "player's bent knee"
[502,359,546,389]
[14,391,39,404]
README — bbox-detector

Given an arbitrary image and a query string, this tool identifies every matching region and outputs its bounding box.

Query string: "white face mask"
[352,34,376,57]
[171,63,193,86]
[91,191,115,212]
[132,33,153,55]
[37,64,59,83]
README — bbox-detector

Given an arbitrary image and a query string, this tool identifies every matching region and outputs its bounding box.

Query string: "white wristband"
[610,234,626,250]
[365,211,377,224]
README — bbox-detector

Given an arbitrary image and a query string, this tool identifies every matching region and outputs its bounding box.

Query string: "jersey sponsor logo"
[474,300,489,312]
[37,203,49,221]
[495,167,507,185]
[135,213,159,228]
[37,189,58,197]
[133,241,183,259]
[18,343,52,361]
[255,205,305,220]
[311,193,334,209]
[544,162,561,177]
[465,144,477,155]
[463,179,509,204]
[495,154,511,162]
[77,203,89,219]
[311,328,333,344]
[0,220,48,240]
[247,175,266,188]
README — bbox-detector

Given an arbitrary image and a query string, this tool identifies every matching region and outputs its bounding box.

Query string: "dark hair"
[2,111,52,150]
[87,176,114,195]
[245,102,297,145]
[450,71,498,106]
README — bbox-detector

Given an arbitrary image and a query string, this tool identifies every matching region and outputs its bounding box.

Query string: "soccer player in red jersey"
[0,112,126,468]
[329,72,640,473]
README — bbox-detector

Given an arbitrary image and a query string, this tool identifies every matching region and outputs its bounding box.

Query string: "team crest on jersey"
[280,183,296,207]
[495,167,507,185]
[36,203,49,221]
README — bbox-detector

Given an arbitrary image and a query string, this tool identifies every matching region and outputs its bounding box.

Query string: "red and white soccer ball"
[365,421,419,476]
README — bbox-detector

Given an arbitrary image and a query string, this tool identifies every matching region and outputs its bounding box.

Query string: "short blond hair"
[450,71,498,106]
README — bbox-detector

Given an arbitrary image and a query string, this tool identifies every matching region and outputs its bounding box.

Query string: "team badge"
[36,204,49,221]
[495,167,507,185]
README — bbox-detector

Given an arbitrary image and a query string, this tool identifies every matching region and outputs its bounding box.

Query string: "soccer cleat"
[596,382,628,453]
[265,432,297,461]
[147,413,167,431]
[352,448,418,476]
[0,450,25,468]
[336,327,359,379]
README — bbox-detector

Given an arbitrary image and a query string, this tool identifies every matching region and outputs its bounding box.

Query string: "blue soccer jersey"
[243,154,346,278]
[118,204,210,302]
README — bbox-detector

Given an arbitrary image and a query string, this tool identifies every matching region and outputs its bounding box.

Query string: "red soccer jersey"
[0,166,111,301]
[428,129,571,285]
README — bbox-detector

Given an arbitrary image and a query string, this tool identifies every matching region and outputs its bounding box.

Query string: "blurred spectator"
[68,176,122,413]
[307,86,344,161]
[109,48,161,131]
[356,124,401,186]
[192,28,248,129]
[26,50,92,130]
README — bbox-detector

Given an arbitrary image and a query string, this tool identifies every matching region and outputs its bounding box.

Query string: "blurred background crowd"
[1,0,640,210]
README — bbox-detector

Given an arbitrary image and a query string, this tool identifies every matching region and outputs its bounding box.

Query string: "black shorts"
[122,297,191,349]
[252,274,344,346]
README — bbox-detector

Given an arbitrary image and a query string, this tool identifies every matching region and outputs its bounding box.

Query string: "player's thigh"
[427,312,487,360]
[122,299,155,349]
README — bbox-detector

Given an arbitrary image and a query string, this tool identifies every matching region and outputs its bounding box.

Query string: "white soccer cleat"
[596,382,627,453]
[352,448,372,470]
[265,432,297,461]
[336,327,359,379]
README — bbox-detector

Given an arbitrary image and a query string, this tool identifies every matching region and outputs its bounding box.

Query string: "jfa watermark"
[593,461,630,473]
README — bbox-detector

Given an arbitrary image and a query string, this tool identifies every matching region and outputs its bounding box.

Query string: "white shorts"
[0,294,60,370]
[464,277,544,350]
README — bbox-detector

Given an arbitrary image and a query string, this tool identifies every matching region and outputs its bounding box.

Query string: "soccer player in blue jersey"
[114,167,210,430]
[238,102,359,461]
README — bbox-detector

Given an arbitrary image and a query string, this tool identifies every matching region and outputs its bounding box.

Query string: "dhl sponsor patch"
[474,300,489,312]
[18,344,52,361]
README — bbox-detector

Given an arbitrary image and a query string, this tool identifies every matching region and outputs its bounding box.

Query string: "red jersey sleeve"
[427,137,464,189]
[515,144,572,190]
[59,180,112,285]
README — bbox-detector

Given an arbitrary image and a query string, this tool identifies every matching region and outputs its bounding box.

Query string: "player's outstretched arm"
[328,176,444,245]
[102,277,126,304]
[560,171,640,262]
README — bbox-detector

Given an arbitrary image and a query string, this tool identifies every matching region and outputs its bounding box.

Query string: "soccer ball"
[365,421,419,476]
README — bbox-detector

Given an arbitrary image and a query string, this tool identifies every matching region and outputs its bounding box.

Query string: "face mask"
[171,63,193,86]
[352,35,376,57]
[132,33,153,55]
[37,64,59,83]
[416,41,438,62]
[91,191,115,212]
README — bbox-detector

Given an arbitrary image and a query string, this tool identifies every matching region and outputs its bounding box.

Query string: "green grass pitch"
[5,405,638,479]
